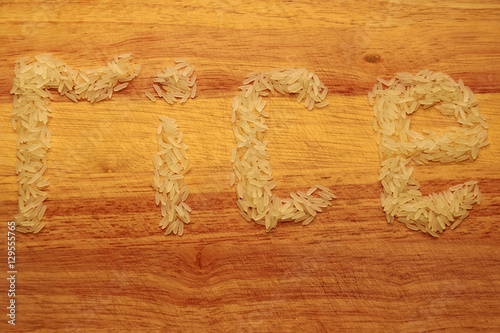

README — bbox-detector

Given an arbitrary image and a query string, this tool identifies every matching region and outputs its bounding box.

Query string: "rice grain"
[231,68,335,232]
[370,71,488,236]
[11,54,141,233]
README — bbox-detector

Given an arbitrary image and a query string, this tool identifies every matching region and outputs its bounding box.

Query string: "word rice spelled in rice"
[147,59,197,103]
[10,53,141,234]
[231,68,335,232]
[370,70,489,236]
[152,117,191,236]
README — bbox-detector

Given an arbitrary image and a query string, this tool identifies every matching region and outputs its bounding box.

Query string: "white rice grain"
[11,54,141,233]
[371,71,488,237]
[230,68,335,232]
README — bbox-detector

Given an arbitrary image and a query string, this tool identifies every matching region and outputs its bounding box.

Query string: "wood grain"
[1,0,499,331]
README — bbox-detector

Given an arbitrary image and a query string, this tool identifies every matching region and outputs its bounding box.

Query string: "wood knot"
[364,54,381,63]
[196,251,203,270]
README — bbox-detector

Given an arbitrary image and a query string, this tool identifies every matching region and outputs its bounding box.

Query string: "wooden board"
[1,0,499,331]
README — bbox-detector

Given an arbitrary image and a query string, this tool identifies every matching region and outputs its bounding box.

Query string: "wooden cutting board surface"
[1,0,499,331]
